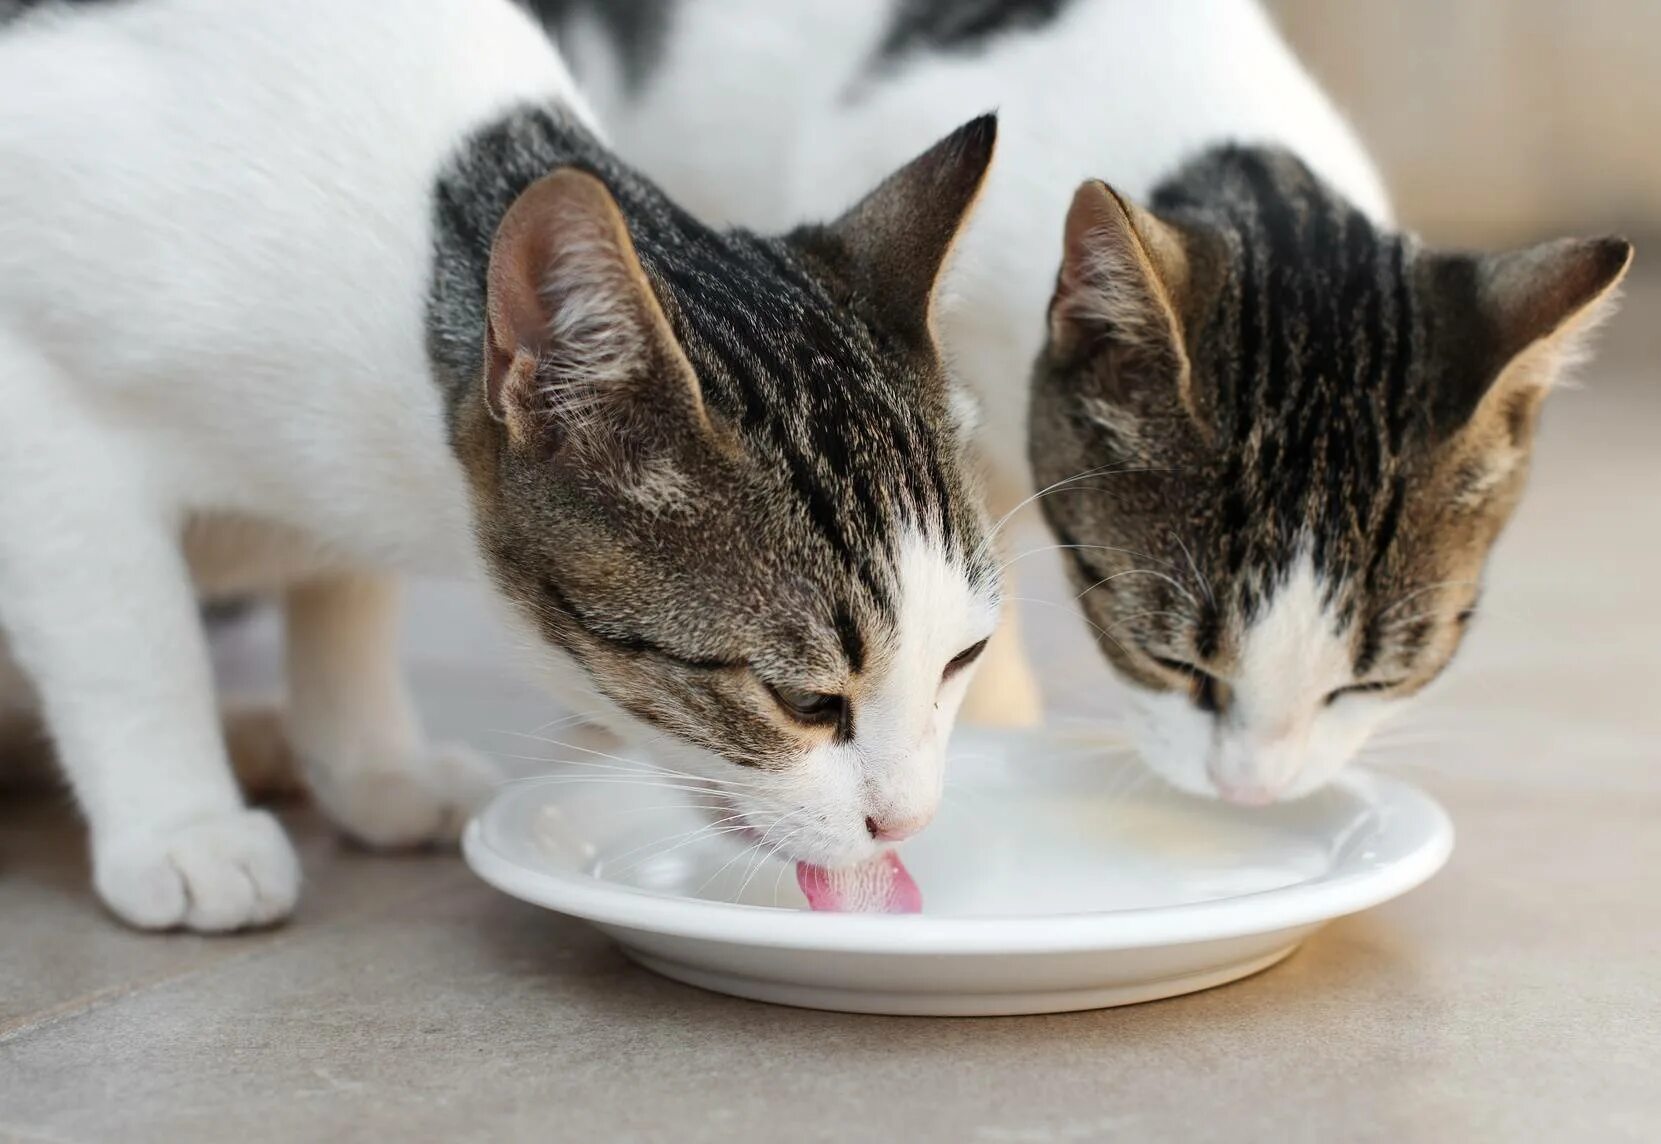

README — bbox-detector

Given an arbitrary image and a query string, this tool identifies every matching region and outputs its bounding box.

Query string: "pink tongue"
[796,851,922,914]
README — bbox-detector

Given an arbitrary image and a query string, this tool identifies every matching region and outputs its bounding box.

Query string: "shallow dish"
[463,728,1452,1015]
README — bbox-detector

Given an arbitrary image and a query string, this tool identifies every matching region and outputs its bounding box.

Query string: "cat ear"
[817,113,997,334]
[1424,235,1632,437]
[1051,179,1200,418]
[483,168,705,446]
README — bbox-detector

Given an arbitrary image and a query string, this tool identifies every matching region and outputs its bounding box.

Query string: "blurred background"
[1271,0,1661,245]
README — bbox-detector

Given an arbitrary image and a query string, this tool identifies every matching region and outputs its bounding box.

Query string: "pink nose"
[865,814,930,842]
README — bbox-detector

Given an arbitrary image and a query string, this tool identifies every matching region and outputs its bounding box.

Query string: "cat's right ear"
[815,114,998,336]
[1421,235,1633,438]
[483,168,706,447]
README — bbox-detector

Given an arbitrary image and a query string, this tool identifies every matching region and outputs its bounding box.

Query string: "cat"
[0,0,1001,931]
[543,0,1631,803]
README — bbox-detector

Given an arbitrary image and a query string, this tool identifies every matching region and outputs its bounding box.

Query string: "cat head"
[1029,147,1631,803]
[456,117,1001,867]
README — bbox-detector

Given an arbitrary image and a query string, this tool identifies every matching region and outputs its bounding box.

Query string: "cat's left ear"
[1048,179,1207,427]
[482,168,708,450]
[808,114,997,336]
[1423,236,1633,437]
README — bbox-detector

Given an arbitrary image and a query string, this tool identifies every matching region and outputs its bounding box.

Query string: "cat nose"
[1207,755,1286,806]
[865,813,931,842]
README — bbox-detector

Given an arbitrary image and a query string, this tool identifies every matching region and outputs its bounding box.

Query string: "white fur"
[729,531,995,866]
[1129,553,1401,803]
[572,0,1391,489]
[508,529,997,869]
[0,0,585,930]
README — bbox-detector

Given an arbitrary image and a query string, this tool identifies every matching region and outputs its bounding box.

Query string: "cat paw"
[94,809,301,932]
[312,744,502,850]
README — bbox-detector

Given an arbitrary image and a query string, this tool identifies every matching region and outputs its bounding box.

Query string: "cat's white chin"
[656,736,944,871]
[1128,690,1401,805]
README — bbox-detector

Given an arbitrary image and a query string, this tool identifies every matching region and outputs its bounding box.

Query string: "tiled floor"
[2,275,1657,1142]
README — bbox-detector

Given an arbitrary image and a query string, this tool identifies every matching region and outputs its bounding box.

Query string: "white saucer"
[463,729,1452,1015]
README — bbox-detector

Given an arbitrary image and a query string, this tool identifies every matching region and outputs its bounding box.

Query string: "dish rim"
[463,764,1454,956]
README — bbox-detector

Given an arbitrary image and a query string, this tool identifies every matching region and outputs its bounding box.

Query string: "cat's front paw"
[94,809,301,932]
[311,744,502,850]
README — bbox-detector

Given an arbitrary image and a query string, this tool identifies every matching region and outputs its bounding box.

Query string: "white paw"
[94,809,300,932]
[311,744,503,850]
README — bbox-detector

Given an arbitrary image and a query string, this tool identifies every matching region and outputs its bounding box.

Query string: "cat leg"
[962,575,1044,727]
[0,426,299,929]
[0,640,51,790]
[0,695,305,800]
[13,612,300,802]
[283,571,500,847]
[222,702,306,800]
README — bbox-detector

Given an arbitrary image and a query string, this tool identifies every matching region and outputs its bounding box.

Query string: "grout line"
[0,942,279,1046]
[0,861,478,1046]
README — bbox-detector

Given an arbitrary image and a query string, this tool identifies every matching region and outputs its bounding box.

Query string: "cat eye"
[1324,680,1403,705]
[1152,656,1223,715]
[943,638,990,681]
[765,681,847,727]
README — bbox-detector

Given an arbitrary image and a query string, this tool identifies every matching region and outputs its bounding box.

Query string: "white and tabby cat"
[0,0,1002,929]
[552,0,1631,803]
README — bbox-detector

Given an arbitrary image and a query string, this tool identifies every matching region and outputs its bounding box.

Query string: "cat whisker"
[492,730,772,791]
[771,838,804,907]
[695,809,805,898]
[510,710,596,737]
[1007,594,1140,661]
[497,746,766,791]
[974,463,1168,565]
[736,823,807,904]
[582,799,736,817]
[493,729,671,770]
[1106,609,1188,637]
[1376,580,1484,619]
[602,826,758,883]
[491,771,734,798]
[1172,533,1216,608]
[996,541,1175,578]
[602,812,755,875]
[974,463,1132,562]
[1075,566,1199,607]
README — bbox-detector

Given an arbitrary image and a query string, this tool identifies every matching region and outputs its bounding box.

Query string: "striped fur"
[431,107,1001,846]
[874,0,1082,66]
[1032,145,1630,799]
